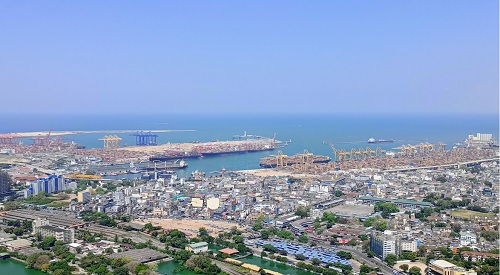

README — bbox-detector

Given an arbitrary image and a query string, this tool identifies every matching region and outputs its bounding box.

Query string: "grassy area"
[23,197,59,205]
[450,209,495,219]
[47,201,70,208]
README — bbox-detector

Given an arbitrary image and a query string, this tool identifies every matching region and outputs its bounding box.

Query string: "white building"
[400,239,418,252]
[370,230,399,259]
[185,242,209,254]
[460,231,477,247]
[32,218,74,243]
[467,133,493,142]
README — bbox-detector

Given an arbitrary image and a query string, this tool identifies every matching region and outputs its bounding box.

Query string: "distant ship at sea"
[367,137,394,143]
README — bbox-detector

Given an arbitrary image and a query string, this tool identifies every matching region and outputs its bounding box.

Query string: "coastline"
[10,129,196,138]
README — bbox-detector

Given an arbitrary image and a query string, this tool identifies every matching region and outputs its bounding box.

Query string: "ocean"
[2,113,498,177]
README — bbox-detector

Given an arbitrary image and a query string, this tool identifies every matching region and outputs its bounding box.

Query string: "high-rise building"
[25,174,66,197]
[0,170,13,199]
[77,190,91,203]
[370,230,401,259]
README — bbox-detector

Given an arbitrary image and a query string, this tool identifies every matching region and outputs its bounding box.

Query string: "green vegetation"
[159,229,189,248]
[79,210,117,227]
[374,202,399,218]
[408,266,422,275]
[480,231,499,242]
[295,206,311,218]
[321,211,338,228]
[336,251,352,259]
[363,216,387,231]
[24,191,59,205]
[185,254,221,274]
[384,253,398,266]
[450,209,496,219]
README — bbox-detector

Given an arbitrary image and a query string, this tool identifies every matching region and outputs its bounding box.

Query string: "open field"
[138,218,244,237]
[450,209,496,219]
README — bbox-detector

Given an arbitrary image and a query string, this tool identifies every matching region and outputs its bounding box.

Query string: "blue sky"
[0,1,498,114]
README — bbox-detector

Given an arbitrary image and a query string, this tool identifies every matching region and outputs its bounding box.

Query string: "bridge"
[383,158,499,173]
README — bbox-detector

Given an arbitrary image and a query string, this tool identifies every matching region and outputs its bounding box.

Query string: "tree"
[113,266,129,275]
[374,202,399,218]
[295,206,311,218]
[311,258,321,265]
[348,239,358,246]
[337,251,352,259]
[298,234,308,243]
[360,264,371,274]
[38,236,57,250]
[400,264,409,272]
[295,254,306,260]
[385,254,397,266]
[408,266,421,275]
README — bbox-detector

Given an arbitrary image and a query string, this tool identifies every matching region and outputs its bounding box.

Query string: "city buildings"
[78,190,91,203]
[370,230,400,259]
[185,242,209,254]
[24,174,66,197]
[32,218,74,243]
[429,259,477,275]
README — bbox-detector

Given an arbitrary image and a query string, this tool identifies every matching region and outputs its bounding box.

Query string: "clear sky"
[1,1,498,115]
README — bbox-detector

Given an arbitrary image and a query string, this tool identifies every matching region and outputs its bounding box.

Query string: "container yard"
[266,144,498,174]
[259,150,332,168]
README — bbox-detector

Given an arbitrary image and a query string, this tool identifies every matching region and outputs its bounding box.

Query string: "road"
[335,245,394,275]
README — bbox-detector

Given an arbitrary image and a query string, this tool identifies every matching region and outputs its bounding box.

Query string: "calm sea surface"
[2,113,498,176]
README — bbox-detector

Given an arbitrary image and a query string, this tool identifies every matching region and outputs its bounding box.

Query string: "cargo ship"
[193,138,279,156]
[149,150,201,161]
[136,160,188,171]
[259,152,331,168]
[367,137,394,143]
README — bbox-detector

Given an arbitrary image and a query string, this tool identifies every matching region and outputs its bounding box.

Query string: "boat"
[367,137,394,143]
[149,150,201,161]
[138,160,188,171]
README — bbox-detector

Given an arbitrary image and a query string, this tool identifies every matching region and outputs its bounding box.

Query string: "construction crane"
[435,142,447,151]
[275,151,287,168]
[45,128,52,147]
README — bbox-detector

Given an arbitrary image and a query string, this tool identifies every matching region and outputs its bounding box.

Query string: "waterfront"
[0,259,48,275]
[4,113,497,176]
[156,255,317,275]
